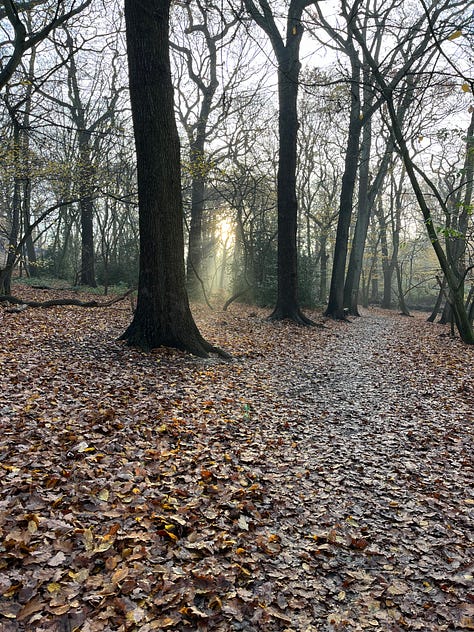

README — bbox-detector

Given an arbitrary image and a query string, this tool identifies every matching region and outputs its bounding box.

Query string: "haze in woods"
[0,1,473,631]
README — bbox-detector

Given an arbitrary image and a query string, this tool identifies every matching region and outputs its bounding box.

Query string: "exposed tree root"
[119,320,231,360]
[268,306,317,326]
[0,289,134,310]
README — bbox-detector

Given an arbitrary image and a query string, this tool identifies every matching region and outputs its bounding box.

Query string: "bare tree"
[0,0,92,91]
[350,0,474,342]
[242,0,315,324]
[170,0,248,298]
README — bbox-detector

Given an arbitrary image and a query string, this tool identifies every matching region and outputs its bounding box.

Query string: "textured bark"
[78,135,96,287]
[269,59,313,324]
[121,0,228,357]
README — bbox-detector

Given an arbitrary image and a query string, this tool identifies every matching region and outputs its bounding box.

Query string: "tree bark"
[269,56,312,323]
[78,134,97,287]
[121,0,228,357]
[324,55,361,319]
[343,100,371,316]
[244,0,314,325]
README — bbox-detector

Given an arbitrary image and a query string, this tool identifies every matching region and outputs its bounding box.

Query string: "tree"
[312,2,365,319]
[121,0,228,357]
[215,96,279,306]
[296,72,343,305]
[0,0,92,92]
[41,23,124,287]
[170,0,245,298]
[350,0,474,343]
[242,0,314,324]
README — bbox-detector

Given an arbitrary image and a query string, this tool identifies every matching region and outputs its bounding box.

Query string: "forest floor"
[0,285,473,632]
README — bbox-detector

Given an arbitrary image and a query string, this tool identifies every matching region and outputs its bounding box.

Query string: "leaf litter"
[0,286,473,631]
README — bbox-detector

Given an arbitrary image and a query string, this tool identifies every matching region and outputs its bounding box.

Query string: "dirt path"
[229,310,474,631]
[0,298,473,631]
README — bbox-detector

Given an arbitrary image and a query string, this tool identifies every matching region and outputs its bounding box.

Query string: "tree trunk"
[427,279,445,322]
[324,56,361,319]
[344,101,371,316]
[121,0,227,357]
[186,164,205,297]
[22,47,37,277]
[351,23,473,343]
[184,82,217,298]
[386,100,474,342]
[78,135,97,287]
[377,196,396,310]
[319,233,328,303]
[269,58,312,323]
[396,263,410,316]
[243,0,313,324]
[24,185,38,277]
[468,287,474,324]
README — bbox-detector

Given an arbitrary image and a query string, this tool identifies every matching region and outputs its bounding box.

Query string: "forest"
[0,0,472,342]
[0,0,473,631]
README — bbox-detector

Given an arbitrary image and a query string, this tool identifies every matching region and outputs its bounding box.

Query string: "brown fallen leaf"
[48,551,66,566]
[16,597,44,621]
[112,566,129,584]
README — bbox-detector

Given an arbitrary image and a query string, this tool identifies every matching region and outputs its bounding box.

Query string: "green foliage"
[437,226,464,239]
[182,153,217,179]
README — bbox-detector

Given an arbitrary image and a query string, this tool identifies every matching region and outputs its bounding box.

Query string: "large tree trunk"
[243,0,313,324]
[121,0,227,357]
[269,57,312,323]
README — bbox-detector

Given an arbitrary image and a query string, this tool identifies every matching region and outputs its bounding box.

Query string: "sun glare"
[217,217,234,245]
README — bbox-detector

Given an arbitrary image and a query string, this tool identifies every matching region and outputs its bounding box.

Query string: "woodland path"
[222,309,474,631]
[0,292,473,631]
